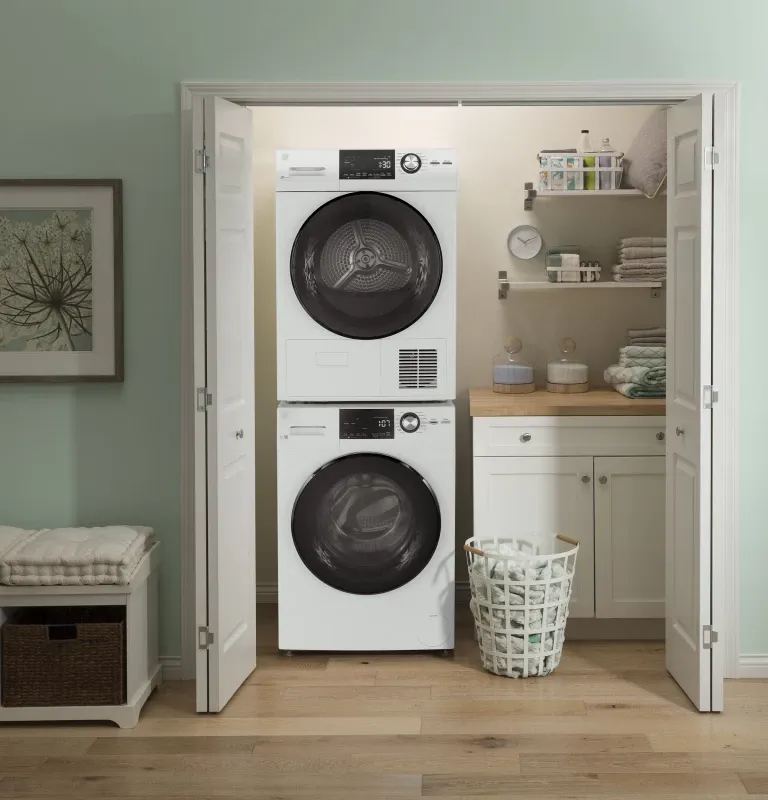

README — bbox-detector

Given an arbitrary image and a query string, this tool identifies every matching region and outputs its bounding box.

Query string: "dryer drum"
[292,454,441,595]
[291,192,442,340]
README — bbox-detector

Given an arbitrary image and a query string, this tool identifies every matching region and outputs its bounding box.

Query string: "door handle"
[235,429,244,439]
[599,475,608,485]
[676,427,685,436]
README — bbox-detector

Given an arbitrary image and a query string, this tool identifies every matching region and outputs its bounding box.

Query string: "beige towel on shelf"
[615,258,667,269]
[619,237,667,247]
[619,246,667,259]
[627,327,666,338]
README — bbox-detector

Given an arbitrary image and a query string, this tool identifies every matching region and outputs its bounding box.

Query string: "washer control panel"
[339,408,394,439]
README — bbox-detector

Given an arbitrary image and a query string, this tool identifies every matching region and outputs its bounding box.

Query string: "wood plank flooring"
[1,604,767,798]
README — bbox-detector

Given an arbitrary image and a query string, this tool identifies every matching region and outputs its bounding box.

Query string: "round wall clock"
[507,225,543,260]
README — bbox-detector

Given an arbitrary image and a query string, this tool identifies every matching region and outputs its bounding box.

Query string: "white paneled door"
[666,94,721,711]
[198,97,256,712]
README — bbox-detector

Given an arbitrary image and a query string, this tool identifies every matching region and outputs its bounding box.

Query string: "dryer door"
[292,453,441,594]
[290,192,443,339]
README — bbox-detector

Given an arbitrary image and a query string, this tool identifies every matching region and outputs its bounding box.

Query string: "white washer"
[276,148,457,402]
[277,401,455,652]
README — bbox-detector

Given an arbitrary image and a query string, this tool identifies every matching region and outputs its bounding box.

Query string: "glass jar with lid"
[546,337,589,393]
[492,337,535,394]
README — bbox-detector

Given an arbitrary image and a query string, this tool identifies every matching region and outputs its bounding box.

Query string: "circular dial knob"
[400,412,420,433]
[401,153,421,173]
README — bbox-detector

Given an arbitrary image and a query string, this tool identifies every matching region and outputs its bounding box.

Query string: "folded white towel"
[626,338,667,345]
[621,345,666,358]
[0,526,154,586]
[619,356,666,368]
[619,237,667,247]
[0,526,33,560]
[619,246,667,259]
[627,327,666,338]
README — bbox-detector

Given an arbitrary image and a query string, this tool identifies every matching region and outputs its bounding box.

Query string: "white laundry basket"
[464,534,579,678]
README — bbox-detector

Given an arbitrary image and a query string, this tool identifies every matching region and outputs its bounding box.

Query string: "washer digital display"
[339,409,395,439]
[339,150,396,180]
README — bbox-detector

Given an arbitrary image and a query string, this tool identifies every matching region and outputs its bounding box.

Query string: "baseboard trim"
[737,655,768,679]
[160,656,184,681]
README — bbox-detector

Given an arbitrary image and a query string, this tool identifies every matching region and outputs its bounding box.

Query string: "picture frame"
[0,179,123,382]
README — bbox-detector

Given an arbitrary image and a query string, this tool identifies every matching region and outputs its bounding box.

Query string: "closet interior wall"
[252,104,666,588]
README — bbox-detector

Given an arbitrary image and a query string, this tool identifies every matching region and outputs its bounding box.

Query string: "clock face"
[508,225,543,260]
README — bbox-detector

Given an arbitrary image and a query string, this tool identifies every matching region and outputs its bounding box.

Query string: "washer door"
[292,454,441,595]
[290,192,443,339]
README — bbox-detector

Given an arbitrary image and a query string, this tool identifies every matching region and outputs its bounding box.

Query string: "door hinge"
[196,386,212,412]
[198,626,214,650]
[195,148,210,174]
[703,624,719,649]
[704,147,719,168]
[703,385,719,409]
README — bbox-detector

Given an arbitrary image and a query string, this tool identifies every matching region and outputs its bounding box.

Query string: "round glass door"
[290,192,443,339]
[292,454,441,595]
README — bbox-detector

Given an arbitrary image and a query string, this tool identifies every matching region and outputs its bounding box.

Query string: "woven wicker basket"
[1,606,125,707]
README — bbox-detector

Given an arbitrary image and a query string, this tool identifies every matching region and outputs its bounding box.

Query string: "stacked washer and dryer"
[276,149,457,652]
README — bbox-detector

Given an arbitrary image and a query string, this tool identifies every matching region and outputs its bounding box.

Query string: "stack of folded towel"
[603,327,667,398]
[0,525,154,586]
[612,237,667,282]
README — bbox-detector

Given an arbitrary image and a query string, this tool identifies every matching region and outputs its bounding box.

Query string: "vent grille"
[399,349,438,390]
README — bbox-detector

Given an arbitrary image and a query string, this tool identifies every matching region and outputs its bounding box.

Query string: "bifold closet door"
[197,96,257,713]
[666,93,721,712]
[472,456,595,618]
[594,456,665,619]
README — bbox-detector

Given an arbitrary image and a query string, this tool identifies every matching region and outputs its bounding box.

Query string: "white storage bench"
[0,542,160,728]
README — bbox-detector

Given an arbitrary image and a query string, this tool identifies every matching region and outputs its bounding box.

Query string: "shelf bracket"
[498,270,510,299]
[524,182,537,211]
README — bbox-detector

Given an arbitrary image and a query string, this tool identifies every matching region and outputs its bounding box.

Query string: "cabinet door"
[594,456,665,618]
[473,457,595,618]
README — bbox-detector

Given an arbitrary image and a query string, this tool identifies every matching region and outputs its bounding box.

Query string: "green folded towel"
[605,365,666,387]
[614,382,666,399]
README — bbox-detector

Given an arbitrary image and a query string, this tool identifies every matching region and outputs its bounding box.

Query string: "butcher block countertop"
[469,388,666,417]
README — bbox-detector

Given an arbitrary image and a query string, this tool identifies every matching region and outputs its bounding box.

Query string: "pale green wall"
[1,0,766,657]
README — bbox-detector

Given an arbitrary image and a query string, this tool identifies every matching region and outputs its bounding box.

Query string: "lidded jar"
[546,337,589,393]
[492,337,535,394]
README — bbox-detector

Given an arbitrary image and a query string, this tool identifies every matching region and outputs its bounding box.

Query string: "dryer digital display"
[339,408,395,439]
[339,150,396,180]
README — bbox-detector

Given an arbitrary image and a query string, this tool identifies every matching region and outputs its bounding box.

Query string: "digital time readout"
[339,150,396,180]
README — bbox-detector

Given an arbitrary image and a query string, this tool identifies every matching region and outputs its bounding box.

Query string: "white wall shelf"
[524,181,662,209]
[497,273,664,298]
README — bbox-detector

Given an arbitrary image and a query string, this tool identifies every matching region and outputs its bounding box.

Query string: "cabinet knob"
[581,475,591,484]
[599,475,608,484]
[676,426,685,437]
[520,433,532,443]
[656,431,665,441]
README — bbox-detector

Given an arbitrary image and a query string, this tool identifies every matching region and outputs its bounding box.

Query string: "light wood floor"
[1,605,767,799]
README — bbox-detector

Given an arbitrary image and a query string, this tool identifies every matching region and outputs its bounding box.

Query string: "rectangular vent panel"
[398,349,438,390]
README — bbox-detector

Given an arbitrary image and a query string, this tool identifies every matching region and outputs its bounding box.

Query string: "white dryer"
[277,401,455,652]
[276,148,457,401]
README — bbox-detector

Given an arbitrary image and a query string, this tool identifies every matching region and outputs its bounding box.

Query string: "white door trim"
[179,80,740,683]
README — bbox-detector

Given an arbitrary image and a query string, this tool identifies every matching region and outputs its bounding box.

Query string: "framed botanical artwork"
[0,179,123,381]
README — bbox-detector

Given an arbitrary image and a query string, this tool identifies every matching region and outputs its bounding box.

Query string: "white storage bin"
[464,534,579,678]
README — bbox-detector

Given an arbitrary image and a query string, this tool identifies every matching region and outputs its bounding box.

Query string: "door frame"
[179,80,740,685]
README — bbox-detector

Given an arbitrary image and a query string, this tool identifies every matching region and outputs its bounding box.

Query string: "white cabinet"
[594,456,665,618]
[473,456,595,618]
[472,414,666,620]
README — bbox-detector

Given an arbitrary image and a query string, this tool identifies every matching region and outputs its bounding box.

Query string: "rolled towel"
[613,382,666,399]
[619,246,667,259]
[605,364,666,387]
[619,237,667,247]
[619,356,666,368]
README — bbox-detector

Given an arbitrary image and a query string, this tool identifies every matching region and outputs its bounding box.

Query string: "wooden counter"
[469,387,666,417]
